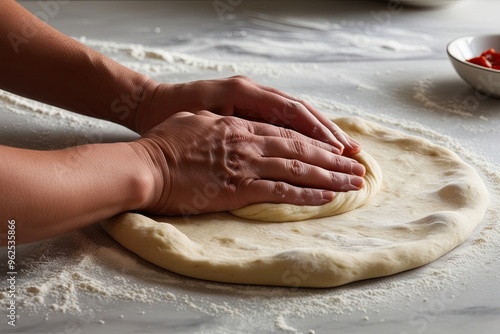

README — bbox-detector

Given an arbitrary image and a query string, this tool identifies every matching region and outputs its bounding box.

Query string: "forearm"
[0,143,154,245]
[0,0,159,131]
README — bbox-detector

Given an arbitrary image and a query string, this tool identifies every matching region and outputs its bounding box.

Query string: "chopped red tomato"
[468,48,500,70]
[468,56,492,68]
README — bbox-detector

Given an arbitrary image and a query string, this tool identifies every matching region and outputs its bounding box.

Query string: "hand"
[135,76,361,156]
[133,111,365,216]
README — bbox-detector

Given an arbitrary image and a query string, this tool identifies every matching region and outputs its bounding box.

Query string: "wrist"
[79,142,157,215]
[133,81,174,134]
[126,140,167,212]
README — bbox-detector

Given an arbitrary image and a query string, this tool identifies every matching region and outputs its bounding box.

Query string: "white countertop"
[1,1,499,333]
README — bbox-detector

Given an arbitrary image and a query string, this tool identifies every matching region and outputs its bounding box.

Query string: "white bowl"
[447,35,500,98]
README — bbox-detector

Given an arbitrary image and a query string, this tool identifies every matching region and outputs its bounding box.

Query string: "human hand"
[132,111,365,216]
[135,76,361,156]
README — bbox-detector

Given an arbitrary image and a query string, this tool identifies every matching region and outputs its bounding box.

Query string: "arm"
[0,0,360,155]
[0,0,155,131]
[0,142,153,245]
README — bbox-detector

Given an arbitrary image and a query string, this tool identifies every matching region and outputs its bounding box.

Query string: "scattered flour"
[77,37,283,78]
[275,313,302,334]
[413,76,474,118]
[0,38,499,333]
[0,90,100,126]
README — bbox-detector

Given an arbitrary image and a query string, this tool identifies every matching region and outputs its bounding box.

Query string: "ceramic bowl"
[447,34,500,98]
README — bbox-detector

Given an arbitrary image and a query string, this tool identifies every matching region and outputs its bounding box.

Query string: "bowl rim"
[446,34,500,73]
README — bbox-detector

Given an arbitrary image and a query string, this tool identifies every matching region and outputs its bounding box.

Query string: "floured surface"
[0,29,499,333]
[101,116,489,288]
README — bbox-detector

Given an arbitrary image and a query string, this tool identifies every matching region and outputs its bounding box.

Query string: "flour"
[0,89,105,129]
[413,76,475,118]
[77,37,282,78]
[275,313,303,334]
[0,38,499,333]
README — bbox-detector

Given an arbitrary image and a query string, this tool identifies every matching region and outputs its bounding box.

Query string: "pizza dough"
[101,116,489,288]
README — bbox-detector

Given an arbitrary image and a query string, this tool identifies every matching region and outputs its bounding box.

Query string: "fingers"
[298,99,362,156]
[250,120,343,155]
[232,85,346,153]
[185,112,365,179]
[241,180,335,207]
[144,108,366,214]
[246,79,362,155]
[248,119,365,177]
[259,137,365,177]
[254,157,364,192]
[249,118,365,198]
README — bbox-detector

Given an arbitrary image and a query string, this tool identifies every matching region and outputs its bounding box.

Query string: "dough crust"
[101,117,489,288]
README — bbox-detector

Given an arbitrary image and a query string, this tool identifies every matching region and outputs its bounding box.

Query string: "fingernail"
[327,139,343,155]
[349,176,364,190]
[352,163,366,176]
[337,144,345,155]
[347,138,361,152]
[331,146,342,155]
[322,191,334,202]
[322,129,344,154]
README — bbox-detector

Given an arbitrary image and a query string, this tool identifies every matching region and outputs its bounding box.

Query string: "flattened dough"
[101,117,489,288]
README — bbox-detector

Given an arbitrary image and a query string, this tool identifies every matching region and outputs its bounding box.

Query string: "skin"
[0,0,365,246]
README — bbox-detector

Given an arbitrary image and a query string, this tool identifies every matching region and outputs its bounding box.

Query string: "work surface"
[1,1,499,333]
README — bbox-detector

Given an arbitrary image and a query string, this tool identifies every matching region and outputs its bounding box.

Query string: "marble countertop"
[1,1,499,333]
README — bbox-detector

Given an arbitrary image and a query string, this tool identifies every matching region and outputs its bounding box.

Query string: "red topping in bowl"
[467,48,500,69]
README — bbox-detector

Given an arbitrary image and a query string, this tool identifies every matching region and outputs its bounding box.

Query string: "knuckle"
[295,98,307,106]
[226,132,249,144]
[227,75,251,90]
[271,182,288,198]
[226,151,242,169]
[286,100,305,112]
[330,172,351,191]
[217,115,247,129]
[286,159,306,177]
[330,172,342,185]
[195,110,213,116]
[332,155,346,168]
[298,188,315,203]
[278,127,296,140]
[291,139,307,156]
